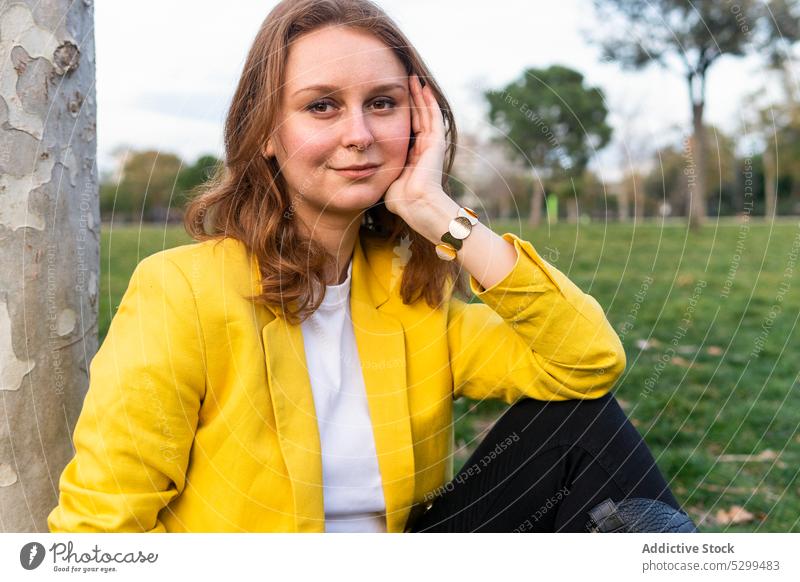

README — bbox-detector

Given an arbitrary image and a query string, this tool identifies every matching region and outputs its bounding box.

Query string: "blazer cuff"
[468,232,564,317]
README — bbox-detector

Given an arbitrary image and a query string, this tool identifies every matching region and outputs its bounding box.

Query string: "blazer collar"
[250,231,391,319]
[252,231,415,533]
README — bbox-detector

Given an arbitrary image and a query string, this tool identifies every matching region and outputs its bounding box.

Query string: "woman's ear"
[263,138,275,159]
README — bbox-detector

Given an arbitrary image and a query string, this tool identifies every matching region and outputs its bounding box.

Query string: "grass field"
[100,219,800,532]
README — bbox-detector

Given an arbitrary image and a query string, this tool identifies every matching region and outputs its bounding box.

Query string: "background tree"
[619,170,648,219]
[176,153,221,208]
[589,0,800,228]
[119,150,183,220]
[112,150,182,222]
[484,65,612,225]
[612,97,652,221]
[100,152,222,221]
[0,1,96,531]
[775,102,800,211]
[450,131,532,220]
[644,125,738,217]
[580,169,614,221]
[703,126,739,215]
[748,58,800,217]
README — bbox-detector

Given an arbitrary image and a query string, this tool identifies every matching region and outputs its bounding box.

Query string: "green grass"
[101,219,800,532]
[99,224,193,340]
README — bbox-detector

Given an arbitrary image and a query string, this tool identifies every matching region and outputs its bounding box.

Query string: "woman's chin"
[329,187,388,211]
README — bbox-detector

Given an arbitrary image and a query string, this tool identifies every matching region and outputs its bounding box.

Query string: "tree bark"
[617,177,630,222]
[0,1,97,532]
[689,99,708,229]
[628,172,646,221]
[528,178,544,227]
[566,197,579,224]
[763,139,777,220]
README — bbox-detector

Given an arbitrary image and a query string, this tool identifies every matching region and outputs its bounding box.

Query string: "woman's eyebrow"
[291,82,407,97]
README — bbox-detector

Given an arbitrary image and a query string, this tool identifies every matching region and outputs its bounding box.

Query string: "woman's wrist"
[395,188,461,247]
[395,189,518,290]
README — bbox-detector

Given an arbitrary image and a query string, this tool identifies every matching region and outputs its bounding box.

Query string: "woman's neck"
[297,217,360,286]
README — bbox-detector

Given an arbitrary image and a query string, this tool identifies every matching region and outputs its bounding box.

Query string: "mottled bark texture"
[0,0,97,532]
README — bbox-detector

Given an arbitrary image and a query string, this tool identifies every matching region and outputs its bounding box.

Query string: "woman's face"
[265,25,412,225]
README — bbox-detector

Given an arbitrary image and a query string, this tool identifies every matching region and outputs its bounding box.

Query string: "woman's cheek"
[381,126,411,170]
[276,118,329,159]
[290,137,331,166]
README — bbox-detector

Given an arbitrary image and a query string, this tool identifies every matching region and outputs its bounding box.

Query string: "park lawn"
[99,224,193,339]
[100,219,800,533]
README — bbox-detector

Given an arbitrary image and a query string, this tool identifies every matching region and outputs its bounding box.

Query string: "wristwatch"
[435,206,479,261]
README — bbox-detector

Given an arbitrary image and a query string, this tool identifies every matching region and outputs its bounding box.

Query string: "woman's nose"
[339,109,375,150]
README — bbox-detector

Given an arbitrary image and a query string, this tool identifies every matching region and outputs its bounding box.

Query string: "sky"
[94,0,791,181]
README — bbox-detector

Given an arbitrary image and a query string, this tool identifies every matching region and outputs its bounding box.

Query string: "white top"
[300,257,387,533]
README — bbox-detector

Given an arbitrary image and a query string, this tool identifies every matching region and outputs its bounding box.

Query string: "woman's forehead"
[284,27,406,94]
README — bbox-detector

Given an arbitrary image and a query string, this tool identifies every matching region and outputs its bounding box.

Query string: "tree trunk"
[497,192,512,220]
[528,179,544,227]
[631,173,646,221]
[0,1,97,532]
[763,143,777,220]
[689,100,708,230]
[617,176,630,222]
[566,197,579,224]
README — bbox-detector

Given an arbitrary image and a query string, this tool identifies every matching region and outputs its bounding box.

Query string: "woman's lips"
[332,165,380,179]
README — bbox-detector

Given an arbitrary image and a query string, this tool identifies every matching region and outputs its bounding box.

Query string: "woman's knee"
[489,392,681,515]
[499,391,625,440]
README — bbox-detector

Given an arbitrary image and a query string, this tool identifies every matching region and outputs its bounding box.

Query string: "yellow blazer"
[47,230,626,533]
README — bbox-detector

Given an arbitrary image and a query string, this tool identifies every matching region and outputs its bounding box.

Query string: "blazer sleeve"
[47,252,206,532]
[447,232,626,404]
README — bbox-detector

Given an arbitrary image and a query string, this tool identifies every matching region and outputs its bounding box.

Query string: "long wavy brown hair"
[184,0,469,324]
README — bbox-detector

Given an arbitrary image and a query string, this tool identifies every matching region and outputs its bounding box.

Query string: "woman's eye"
[371,98,396,111]
[307,100,335,113]
[306,98,396,114]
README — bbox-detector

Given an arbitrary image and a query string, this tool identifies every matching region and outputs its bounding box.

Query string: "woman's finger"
[409,74,421,137]
[423,82,444,141]
[418,79,443,145]
[412,74,430,136]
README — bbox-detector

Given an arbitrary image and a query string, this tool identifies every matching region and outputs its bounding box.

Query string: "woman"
[48,0,695,533]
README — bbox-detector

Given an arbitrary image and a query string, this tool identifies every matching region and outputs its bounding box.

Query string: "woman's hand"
[383,74,448,217]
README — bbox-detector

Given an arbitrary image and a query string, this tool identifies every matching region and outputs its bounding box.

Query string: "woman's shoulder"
[132,237,256,297]
[140,237,249,269]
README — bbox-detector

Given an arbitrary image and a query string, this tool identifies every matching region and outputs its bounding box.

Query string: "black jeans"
[408,392,683,532]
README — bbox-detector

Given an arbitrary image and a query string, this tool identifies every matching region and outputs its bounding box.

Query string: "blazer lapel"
[261,317,324,532]
[350,234,416,534]
[254,232,415,533]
